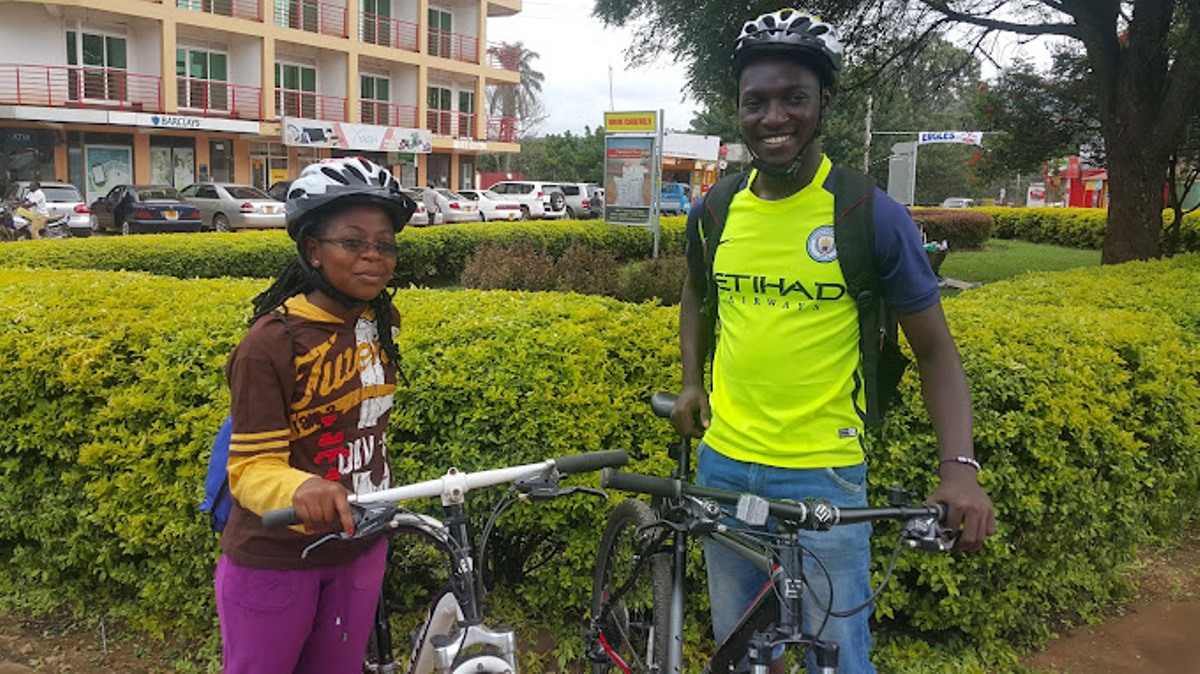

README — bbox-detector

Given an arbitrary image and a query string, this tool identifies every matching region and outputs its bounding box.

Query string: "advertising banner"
[281,117,433,153]
[84,145,133,202]
[604,136,655,226]
[1027,182,1047,207]
[917,131,983,146]
[603,111,658,133]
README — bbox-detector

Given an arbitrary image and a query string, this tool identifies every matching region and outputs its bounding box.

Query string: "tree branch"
[920,0,1080,37]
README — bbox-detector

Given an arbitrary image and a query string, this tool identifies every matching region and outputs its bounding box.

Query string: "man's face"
[738,57,829,169]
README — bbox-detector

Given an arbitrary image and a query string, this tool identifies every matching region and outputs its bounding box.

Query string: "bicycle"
[584,392,953,674]
[263,448,629,674]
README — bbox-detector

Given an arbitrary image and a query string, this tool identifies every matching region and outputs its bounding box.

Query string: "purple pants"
[215,538,388,674]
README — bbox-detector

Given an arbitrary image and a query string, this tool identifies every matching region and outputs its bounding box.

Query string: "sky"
[486,1,1060,138]
[486,0,700,136]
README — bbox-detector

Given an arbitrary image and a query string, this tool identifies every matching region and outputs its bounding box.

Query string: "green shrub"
[614,255,688,305]
[0,254,1197,671]
[460,243,560,291]
[909,208,994,249]
[976,206,1200,251]
[0,216,690,285]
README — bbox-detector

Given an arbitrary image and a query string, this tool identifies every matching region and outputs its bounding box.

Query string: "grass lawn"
[938,238,1102,286]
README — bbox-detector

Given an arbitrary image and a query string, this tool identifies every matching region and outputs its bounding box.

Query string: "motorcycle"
[0,205,71,241]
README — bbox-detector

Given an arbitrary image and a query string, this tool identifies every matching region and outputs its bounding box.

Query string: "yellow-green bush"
[0,216,689,284]
[976,206,1200,251]
[0,254,1198,671]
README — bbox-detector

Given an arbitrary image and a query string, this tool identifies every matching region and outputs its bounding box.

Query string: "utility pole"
[608,65,614,111]
[862,95,873,173]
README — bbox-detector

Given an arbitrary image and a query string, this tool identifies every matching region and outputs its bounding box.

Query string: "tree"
[486,42,549,147]
[593,0,1200,263]
[1163,110,1200,254]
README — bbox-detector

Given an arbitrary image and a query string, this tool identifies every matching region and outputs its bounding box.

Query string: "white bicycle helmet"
[286,157,416,239]
[732,9,844,84]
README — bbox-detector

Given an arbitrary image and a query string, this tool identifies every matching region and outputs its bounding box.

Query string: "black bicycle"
[264,449,628,674]
[584,393,952,674]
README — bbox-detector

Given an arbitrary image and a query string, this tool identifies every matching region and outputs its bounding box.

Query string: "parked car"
[180,182,286,231]
[587,185,605,219]
[487,181,567,220]
[556,182,599,219]
[660,182,693,215]
[940,197,976,208]
[89,185,203,235]
[457,189,523,221]
[433,188,482,224]
[267,180,292,202]
[2,181,91,237]
[403,188,441,226]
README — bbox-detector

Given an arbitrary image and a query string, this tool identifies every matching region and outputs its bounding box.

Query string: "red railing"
[428,28,479,64]
[276,88,346,121]
[175,0,261,21]
[177,78,262,119]
[426,109,476,139]
[0,63,162,111]
[274,0,347,38]
[360,100,417,127]
[359,12,418,52]
[487,115,518,142]
[486,42,521,72]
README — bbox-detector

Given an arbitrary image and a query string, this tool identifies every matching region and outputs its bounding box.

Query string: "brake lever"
[902,515,956,552]
[299,503,398,559]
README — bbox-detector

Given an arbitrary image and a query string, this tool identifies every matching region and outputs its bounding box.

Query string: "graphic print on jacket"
[222,294,397,569]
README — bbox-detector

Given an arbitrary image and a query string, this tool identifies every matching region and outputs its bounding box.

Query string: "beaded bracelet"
[939,455,982,472]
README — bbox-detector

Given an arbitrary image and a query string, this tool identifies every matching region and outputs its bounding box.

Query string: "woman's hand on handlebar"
[670,385,711,439]
[292,477,356,536]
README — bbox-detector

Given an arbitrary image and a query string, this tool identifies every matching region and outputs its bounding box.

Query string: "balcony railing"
[486,43,521,72]
[274,0,347,38]
[360,100,417,127]
[0,63,162,112]
[487,115,518,143]
[176,0,261,21]
[428,28,479,64]
[427,109,476,139]
[177,78,262,120]
[359,12,418,52]
[276,88,346,121]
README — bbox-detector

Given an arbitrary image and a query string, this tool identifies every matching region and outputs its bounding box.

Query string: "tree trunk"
[1101,142,1164,263]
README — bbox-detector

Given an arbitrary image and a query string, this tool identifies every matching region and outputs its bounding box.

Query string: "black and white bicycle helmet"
[286,157,415,240]
[731,9,844,85]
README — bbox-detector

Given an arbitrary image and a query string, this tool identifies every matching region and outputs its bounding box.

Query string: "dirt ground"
[0,527,1197,673]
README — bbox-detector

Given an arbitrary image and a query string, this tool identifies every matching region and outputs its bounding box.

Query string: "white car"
[404,189,441,226]
[3,181,91,237]
[457,189,522,221]
[434,188,483,224]
[487,181,567,220]
[555,182,599,219]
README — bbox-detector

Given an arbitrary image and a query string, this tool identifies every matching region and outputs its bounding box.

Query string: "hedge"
[0,255,1198,671]
[908,208,994,250]
[0,216,689,285]
[976,206,1200,251]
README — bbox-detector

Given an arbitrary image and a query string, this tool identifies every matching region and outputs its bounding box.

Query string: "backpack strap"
[832,167,908,427]
[690,171,750,357]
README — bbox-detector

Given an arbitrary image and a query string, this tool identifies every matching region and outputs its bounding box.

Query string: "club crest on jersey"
[807,226,837,263]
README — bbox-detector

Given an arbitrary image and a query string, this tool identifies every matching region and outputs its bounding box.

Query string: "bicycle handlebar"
[261,450,629,530]
[600,468,945,530]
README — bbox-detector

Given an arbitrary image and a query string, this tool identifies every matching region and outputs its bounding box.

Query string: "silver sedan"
[180,182,286,231]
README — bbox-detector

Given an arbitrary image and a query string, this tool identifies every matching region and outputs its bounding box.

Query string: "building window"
[361,0,392,47]
[177,0,238,18]
[66,31,128,102]
[427,86,451,136]
[360,75,390,125]
[275,62,317,118]
[177,48,229,113]
[427,8,452,59]
[458,90,475,139]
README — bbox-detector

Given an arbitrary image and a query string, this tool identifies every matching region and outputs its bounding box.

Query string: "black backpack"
[687,167,910,428]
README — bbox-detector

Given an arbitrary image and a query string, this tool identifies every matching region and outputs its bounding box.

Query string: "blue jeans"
[696,443,875,674]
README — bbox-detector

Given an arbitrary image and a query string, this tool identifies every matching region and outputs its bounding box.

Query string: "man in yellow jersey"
[670,10,995,674]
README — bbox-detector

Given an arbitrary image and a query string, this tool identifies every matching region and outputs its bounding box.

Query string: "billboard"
[281,117,432,153]
[604,136,655,226]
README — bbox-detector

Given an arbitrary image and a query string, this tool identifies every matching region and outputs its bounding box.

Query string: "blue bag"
[200,414,234,532]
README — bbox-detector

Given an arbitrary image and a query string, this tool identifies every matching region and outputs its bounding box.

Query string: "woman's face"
[305,204,397,303]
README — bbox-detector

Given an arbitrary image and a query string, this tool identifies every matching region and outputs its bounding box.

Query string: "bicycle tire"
[589,498,672,673]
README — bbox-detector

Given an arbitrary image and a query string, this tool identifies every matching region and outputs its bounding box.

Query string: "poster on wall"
[85,145,133,203]
[151,147,172,186]
[173,147,195,188]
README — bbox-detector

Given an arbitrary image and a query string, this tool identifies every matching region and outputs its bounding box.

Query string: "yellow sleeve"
[227,429,314,516]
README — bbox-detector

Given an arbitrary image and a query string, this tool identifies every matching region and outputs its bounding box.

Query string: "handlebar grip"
[262,506,302,529]
[555,449,629,475]
[649,391,678,419]
[601,469,682,498]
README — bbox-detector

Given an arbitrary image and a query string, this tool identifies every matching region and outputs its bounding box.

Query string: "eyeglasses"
[317,237,399,257]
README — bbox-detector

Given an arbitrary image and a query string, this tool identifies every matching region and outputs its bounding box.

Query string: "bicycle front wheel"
[589,498,672,673]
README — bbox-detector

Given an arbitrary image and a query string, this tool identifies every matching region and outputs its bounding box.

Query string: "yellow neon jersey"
[704,157,867,468]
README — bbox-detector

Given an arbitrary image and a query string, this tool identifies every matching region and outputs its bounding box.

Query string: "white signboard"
[663,133,720,161]
[281,117,432,153]
[918,131,983,146]
[1027,183,1047,207]
[129,113,260,134]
